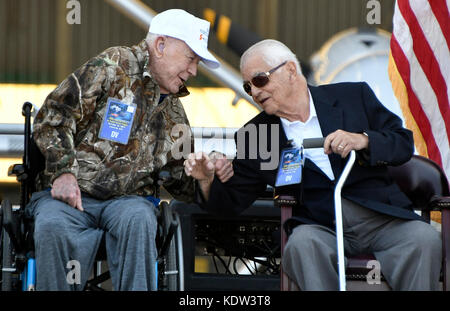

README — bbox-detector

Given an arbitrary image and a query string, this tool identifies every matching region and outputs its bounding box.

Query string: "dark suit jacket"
[204,82,423,231]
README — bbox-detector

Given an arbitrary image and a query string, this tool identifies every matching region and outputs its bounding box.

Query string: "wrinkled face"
[241,55,292,116]
[152,37,201,94]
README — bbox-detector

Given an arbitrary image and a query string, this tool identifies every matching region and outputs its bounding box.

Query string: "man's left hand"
[184,151,234,183]
[184,151,234,201]
[209,151,234,183]
[324,129,369,158]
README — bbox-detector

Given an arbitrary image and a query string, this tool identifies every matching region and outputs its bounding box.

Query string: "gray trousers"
[26,190,158,291]
[282,198,442,290]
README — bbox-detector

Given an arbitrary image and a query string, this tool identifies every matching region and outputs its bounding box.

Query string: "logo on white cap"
[200,29,208,45]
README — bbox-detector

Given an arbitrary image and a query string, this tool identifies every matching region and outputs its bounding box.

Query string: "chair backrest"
[388,155,450,209]
[27,137,46,194]
[21,102,46,200]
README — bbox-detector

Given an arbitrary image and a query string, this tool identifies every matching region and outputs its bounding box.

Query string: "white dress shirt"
[280,91,335,181]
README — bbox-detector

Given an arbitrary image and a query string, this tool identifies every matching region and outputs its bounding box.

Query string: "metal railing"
[104,0,257,109]
[0,124,25,157]
[0,125,238,158]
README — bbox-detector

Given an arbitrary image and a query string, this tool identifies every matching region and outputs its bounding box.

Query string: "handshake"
[183,151,234,200]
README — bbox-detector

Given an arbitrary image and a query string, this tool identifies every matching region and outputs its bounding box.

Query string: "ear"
[286,61,298,78]
[154,36,166,58]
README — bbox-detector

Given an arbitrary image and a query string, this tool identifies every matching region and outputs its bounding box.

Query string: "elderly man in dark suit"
[184,39,442,290]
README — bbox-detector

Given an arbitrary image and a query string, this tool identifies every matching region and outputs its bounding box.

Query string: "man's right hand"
[51,173,84,212]
[184,152,215,184]
[184,151,234,201]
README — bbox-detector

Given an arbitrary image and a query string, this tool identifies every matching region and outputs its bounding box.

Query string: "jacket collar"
[308,85,343,177]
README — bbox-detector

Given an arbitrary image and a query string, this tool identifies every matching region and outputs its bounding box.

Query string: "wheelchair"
[0,102,184,291]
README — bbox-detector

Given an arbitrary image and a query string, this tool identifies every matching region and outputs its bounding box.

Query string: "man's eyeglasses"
[243,61,287,96]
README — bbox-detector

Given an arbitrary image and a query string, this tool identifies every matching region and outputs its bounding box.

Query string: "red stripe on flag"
[429,0,450,49]
[390,35,443,167]
[397,0,450,142]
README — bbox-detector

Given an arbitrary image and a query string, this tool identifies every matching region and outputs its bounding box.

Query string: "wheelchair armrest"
[8,164,29,183]
[274,194,297,208]
[8,163,24,176]
[274,194,298,254]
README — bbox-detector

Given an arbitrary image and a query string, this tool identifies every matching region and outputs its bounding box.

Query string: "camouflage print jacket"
[33,39,195,202]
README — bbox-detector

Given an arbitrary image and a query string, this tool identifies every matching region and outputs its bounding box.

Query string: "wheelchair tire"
[159,201,181,291]
[1,227,13,291]
[173,211,184,290]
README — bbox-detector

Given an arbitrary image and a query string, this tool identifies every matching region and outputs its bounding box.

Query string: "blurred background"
[0,0,400,194]
[0,0,396,84]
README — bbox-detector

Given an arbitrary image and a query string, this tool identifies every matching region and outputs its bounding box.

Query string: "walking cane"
[303,138,356,291]
[333,150,356,291]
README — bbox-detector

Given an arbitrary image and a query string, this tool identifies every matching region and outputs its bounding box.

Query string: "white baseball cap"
[149,9,220,69]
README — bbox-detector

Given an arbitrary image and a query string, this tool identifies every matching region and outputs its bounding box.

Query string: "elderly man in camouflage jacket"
[26,9,233,291]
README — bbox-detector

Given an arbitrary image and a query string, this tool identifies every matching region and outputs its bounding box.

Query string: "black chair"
[0,102,183,291]
[276,154,450,291]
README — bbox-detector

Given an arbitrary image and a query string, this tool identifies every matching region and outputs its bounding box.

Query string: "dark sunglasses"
[243,61,287,96]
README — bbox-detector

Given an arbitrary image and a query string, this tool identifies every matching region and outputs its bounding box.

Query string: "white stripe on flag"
[410,0,450,103]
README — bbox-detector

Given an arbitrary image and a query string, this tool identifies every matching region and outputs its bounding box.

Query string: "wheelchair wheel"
[158,201,184,291]
[173,211,184,290]
[1,227,13,291]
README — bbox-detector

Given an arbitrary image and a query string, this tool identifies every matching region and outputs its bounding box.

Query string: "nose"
[187,61,198,77]
[251,84,262,99]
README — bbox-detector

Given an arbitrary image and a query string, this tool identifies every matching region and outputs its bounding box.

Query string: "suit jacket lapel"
[309,85,344,178]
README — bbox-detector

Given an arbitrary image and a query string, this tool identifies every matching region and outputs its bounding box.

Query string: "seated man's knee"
[411,222,441,255]
[34,213,68,243]
[285,225,327,253]
[117,198,158,233]
[32,198,73,241]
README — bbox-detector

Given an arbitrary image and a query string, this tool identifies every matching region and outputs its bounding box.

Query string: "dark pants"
[26,190,158,291]
[282,198,442,290]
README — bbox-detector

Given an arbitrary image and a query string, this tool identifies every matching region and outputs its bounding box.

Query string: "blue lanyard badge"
[275,147,304,187]
[98,97,136,144]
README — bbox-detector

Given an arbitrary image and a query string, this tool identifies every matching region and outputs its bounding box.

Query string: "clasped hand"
[183,151,234,184]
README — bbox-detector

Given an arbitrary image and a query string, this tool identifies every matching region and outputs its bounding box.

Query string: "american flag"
[388,0,450,180]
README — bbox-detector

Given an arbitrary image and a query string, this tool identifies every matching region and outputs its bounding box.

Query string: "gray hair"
[145,32,160,47]
[240,39,302,75]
